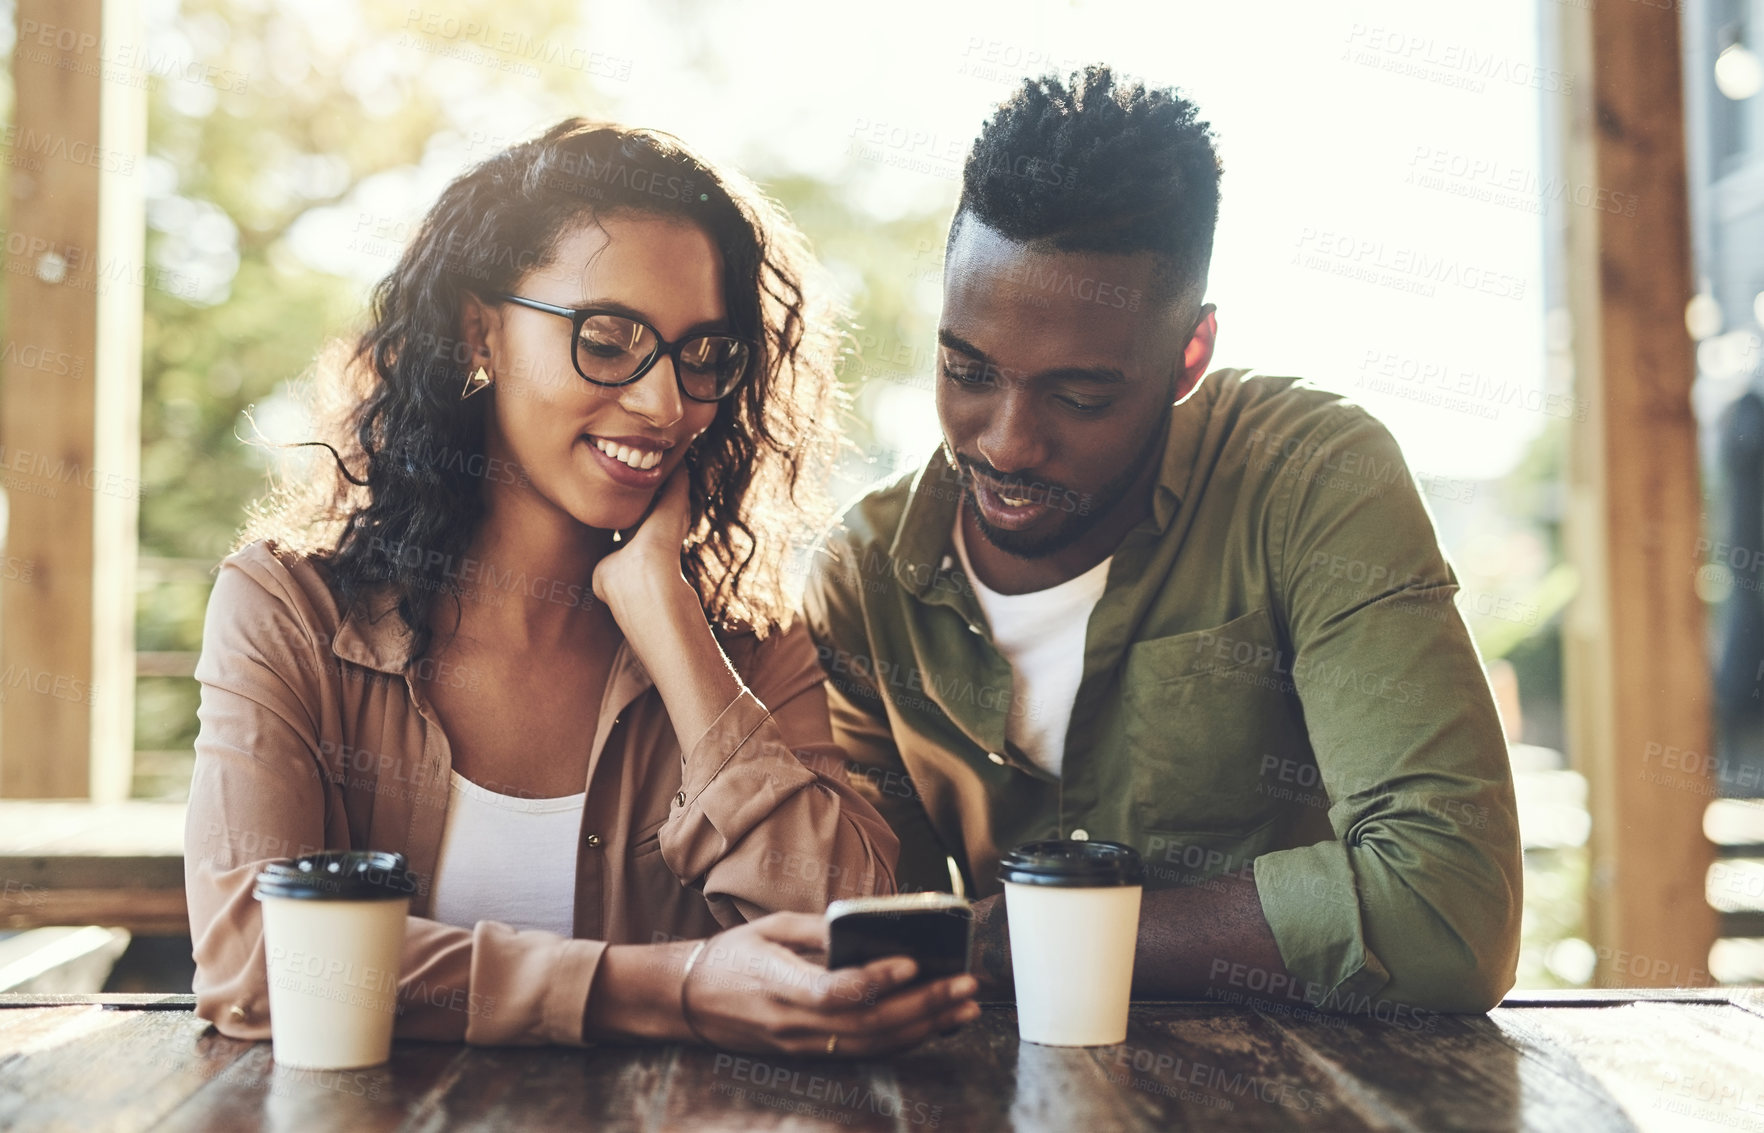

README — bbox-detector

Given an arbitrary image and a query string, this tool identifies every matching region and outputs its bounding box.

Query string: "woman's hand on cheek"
[591,466,699,631]
[590,454,742,746]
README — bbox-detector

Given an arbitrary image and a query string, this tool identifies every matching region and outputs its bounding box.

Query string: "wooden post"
[0,0,144,800]
[1559,2,1718,982]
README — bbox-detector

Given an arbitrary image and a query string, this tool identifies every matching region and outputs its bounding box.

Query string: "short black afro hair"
[955,64,1222,313]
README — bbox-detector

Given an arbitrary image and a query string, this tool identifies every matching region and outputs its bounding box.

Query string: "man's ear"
[458,292,500,369]
[1173,304,1218,403]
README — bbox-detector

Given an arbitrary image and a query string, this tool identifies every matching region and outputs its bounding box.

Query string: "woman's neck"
[450,488,618,654]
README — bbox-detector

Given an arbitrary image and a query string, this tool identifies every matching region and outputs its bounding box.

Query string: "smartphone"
[825,893,973,984]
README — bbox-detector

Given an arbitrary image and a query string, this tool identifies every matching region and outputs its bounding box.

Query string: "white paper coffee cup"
[1000,839,1143,1047]
[255,851,415,1070]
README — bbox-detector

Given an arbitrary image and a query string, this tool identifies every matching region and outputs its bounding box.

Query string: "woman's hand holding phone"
[678,912,980,1056]
[586,477,980,1053]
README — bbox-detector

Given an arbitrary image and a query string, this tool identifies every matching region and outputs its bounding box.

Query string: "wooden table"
[2,991,1762,1130]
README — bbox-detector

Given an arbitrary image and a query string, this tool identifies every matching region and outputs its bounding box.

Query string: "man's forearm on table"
[969,872,1295,1000]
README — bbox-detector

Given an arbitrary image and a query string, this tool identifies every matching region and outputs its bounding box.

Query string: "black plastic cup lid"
[998,839,1145,888]
[254,850,417,902]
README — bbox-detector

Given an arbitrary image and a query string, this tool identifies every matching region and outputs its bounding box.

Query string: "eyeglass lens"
[575,313,750,399]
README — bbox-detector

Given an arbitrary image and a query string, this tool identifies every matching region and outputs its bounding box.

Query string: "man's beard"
[956,415,1169,560]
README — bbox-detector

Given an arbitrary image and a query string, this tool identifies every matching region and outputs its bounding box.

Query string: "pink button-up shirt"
[185,541,899,1045]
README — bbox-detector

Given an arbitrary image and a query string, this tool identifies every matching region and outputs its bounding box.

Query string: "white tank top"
[429,770,585,938]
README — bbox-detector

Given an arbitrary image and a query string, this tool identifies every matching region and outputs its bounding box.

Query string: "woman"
[185,120,979,1054]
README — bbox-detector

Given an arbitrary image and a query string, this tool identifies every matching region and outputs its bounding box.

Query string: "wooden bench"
[1,795,1758,955]
[0,801,187,934]
[0,926,131,991]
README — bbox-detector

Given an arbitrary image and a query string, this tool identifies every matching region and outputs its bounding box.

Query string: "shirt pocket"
[1119,607,1302,834]
[628,813,667,859]
[618,814,721,944]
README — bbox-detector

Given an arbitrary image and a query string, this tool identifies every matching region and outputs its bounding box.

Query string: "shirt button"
[584,834,601,848]
[987,752,1006,765]
[1070,829,1090,841]
[675,790,687,807]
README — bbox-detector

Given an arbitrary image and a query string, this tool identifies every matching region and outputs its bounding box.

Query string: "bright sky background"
[287,0,1553,482]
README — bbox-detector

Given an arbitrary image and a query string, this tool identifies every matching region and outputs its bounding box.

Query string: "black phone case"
[826,905,974,983]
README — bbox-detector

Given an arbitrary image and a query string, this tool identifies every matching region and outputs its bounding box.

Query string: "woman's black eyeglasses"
[497,294,755,402]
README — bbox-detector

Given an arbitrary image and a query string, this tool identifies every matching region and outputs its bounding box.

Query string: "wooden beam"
[1559,1,1718,983]
[0,888,186,936]
[0,0,144,799]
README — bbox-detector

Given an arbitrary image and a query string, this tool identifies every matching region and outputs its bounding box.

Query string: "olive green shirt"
[803,369,1522,1013]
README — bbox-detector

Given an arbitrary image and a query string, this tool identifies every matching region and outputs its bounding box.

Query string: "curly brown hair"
[245,119,843,658]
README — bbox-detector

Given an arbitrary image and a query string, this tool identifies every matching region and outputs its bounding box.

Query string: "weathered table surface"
[1,990,1762,1131]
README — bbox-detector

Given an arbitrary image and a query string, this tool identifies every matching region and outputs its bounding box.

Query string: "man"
[804,65,1522,1014]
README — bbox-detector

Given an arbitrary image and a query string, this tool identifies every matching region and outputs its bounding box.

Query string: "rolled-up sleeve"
[657,624,899,925]
[1253,410,1523,1013]
[186,550,606,1046]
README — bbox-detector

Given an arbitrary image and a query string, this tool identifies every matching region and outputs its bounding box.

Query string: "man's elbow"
[1374,899,1520,1014]
[1357,820,1523,1014]
[1392,954,1515,1014]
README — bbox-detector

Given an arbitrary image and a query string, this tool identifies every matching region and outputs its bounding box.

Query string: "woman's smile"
[579,431,673,489]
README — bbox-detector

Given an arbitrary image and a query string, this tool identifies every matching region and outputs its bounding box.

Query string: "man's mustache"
[954,455,1072,502]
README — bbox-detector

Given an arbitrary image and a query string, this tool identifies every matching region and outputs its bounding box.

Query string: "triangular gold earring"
[460,366,492,400]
